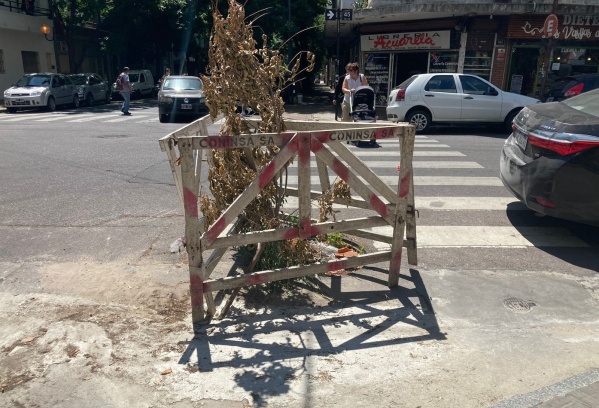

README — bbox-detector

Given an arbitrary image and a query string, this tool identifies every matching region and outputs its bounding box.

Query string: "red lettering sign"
[543,14,559,38]
[373,34,435,50]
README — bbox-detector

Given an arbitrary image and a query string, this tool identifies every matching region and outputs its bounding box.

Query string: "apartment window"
[22,51,40,73]
[0,50,5,74]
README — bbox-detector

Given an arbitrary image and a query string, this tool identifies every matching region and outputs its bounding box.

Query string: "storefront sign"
[429,52,458,73]
[544,14,559,38]
[361,31,451,52]
[508,15,599,40]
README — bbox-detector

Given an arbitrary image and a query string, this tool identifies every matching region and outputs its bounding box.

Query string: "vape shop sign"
[361,31,451,52]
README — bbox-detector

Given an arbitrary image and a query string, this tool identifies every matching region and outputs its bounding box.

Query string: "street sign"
[325,9,337,21]
[341,9,353,21]
[543,14,559,38]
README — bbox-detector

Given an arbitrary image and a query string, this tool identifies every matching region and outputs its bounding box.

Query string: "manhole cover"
[96,134,131,139]
[503,297,535,313]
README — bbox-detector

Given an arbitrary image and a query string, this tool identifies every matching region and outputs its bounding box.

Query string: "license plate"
[181,103,192,109]
[513,129,528,151]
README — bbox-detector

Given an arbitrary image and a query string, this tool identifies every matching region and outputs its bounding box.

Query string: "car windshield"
[162,78,202,91]
[69,76,88,85]
[15,75,51,87]
[562,90,599,118]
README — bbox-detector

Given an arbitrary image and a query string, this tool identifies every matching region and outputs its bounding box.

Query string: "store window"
[463,51,492,80]
[551,48,599,76]
[21,51,39,73]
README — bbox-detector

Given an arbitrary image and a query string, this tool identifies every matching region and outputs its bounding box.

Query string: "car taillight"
[564,83,584,98]
[533,197,557,208]
[528,132,599,156]
[395,89,406,102]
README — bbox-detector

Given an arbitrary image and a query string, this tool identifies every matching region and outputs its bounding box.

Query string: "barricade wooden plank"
[178,138,207,323]
[328,141,398,205]
[204,252,392,292]
[311,137,394,225]
[388,128,416,287]
[298,133,313,238]
[209,216,389,249]
[201,135,299,249]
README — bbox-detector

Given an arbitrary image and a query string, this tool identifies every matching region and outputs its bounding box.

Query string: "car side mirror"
[488,88,499,96]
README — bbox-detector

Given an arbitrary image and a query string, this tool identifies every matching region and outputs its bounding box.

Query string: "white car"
[3,73,80,113]
[386,73,540,133]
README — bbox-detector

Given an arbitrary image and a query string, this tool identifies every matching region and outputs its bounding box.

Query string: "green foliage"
[325,232,345,249]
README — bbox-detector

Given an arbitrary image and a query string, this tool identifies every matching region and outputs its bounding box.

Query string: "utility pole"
[540,0,559,98]
[336,0,341,76]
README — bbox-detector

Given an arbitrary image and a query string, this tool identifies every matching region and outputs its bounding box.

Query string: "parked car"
[386,73,540,133]
[68,73,111,106]
[3,73,79,112]
[543,73,599,102]
[157,75,209,123]
[500,88,599,226]
[111,69,155,100]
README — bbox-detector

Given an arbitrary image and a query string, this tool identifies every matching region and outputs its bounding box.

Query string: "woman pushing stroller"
[341,62,369,122]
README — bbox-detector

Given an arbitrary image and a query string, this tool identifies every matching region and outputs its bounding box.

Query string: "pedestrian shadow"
[177,267,445,397]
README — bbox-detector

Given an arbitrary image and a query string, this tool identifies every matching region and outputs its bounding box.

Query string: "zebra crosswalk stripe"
[367,226,589,248]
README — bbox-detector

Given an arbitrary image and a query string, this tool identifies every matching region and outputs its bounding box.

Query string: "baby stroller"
[350,85,377,146]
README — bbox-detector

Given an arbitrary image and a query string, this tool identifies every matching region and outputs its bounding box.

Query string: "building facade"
[0,0,55,96]
[0,0,109,102]
[325,0,599,106]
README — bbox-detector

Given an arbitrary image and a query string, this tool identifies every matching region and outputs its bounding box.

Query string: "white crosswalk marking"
[0,113,59,122]
[271,134,587,251]
[352,150,465,156]
[36,115,75,122]
[105,115,148,122]
[368,226,589,248]
[68,114,118,122]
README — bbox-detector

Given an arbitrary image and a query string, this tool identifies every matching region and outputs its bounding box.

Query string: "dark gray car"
[68,73,111,106]
[157,75,209,123]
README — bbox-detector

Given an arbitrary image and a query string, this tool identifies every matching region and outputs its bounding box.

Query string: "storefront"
[359,22,499,107]
[360,30,460,106]
[507,14,599,98]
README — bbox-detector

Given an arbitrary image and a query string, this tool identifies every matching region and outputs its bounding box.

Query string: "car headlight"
[3,91,10,97]
[159,95,173,103]
[199,97,206,103]
[31,90,42,97]
[77,86,84,96]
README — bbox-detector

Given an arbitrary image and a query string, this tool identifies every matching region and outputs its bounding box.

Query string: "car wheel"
[406,110,431,133]
[503,110,519,133]
[85,93,94,106]
[159,114,168,123]
[72,95,80,109]
[47,96,57,112]
[7,107,17,113]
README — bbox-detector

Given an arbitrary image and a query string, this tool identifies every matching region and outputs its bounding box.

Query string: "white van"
[111,69,155,99]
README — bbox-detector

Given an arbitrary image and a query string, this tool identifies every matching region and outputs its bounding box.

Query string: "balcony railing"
[0,0,51,17]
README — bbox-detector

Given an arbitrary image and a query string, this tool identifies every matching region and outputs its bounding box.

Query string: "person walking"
[119,67,132,115]
[158,67,170,87]
[341,62,369,122]
[332,69,347,121]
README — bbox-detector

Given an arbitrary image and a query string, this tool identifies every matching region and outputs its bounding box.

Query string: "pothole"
[503,297,536,313]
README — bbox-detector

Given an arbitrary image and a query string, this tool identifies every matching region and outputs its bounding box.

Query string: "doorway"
[393,52,429,87]
[508,47,540,97]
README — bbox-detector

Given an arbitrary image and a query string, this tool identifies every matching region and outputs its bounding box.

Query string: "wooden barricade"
[159,116,417,326]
